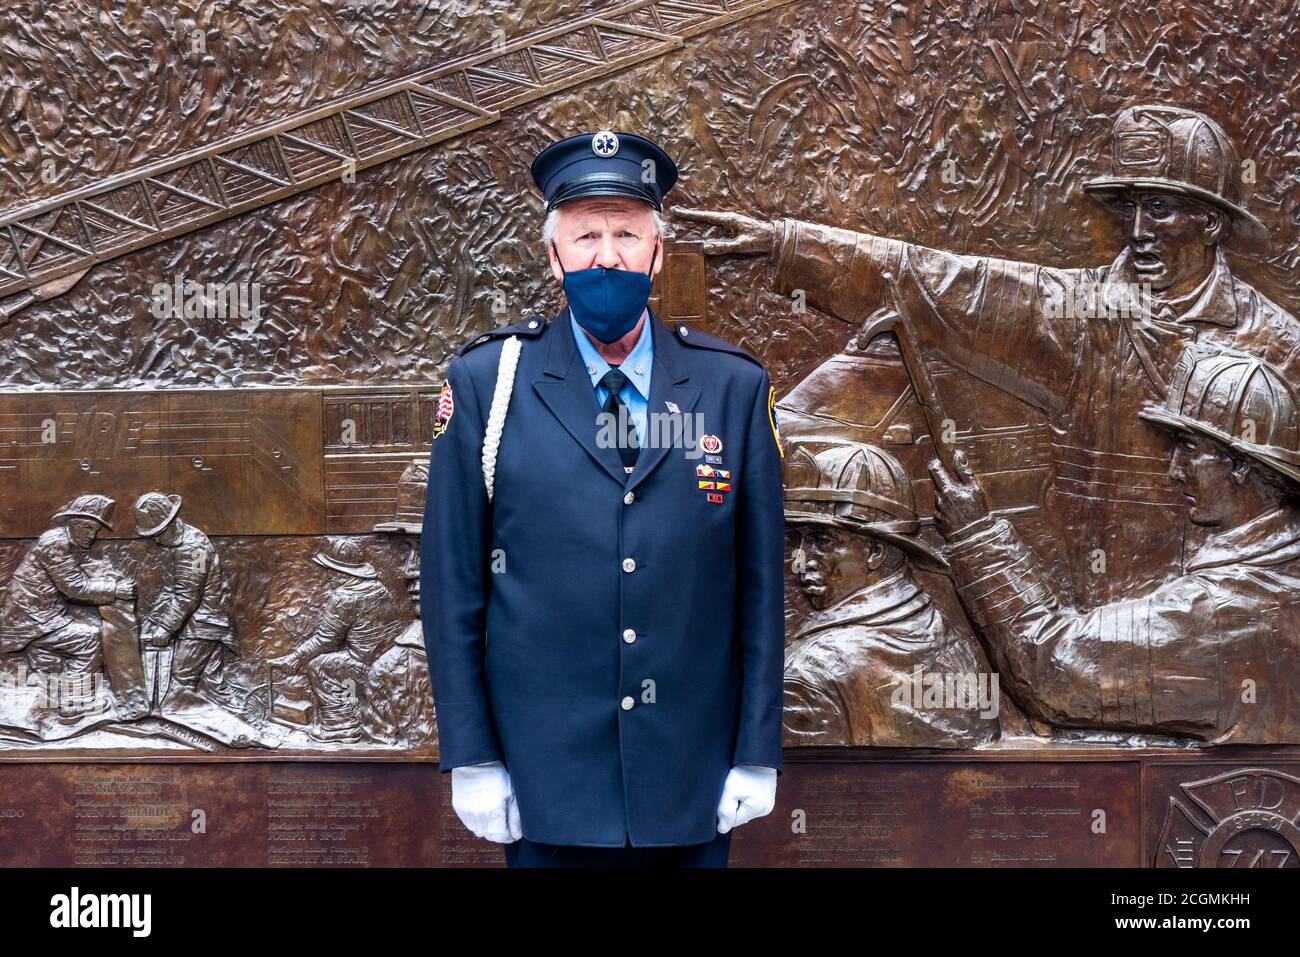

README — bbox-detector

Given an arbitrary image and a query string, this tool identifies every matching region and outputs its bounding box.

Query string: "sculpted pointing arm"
[678,207,1084,417]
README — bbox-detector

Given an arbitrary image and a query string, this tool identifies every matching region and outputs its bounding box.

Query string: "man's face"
[1168,434,1237,526]
[1112,190,1220,294]
[547,196,663,282]
[66,518,99,548]
[791,524,875,610]
[152,519,181,546]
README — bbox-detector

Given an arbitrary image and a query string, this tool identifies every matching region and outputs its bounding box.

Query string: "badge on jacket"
[433,382,454,439]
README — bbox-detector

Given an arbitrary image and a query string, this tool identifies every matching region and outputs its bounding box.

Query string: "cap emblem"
[592,131,620,158]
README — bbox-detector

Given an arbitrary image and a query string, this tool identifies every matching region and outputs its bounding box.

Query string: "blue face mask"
[553,240,658,344]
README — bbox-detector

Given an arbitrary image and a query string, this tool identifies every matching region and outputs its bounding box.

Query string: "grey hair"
[542,205,667,249]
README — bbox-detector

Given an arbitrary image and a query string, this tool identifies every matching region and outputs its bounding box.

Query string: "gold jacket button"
[622,629,636,644]
[621,696,635,711]
[622,557,636,573]
[623,491,635,505]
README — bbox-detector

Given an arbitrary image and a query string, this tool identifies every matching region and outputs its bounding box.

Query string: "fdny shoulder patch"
[432,381,454,439]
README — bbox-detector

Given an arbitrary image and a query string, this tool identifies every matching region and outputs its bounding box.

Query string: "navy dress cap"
[531,131,678,211]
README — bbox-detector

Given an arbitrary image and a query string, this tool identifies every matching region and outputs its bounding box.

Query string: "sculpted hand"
[267,652,300,674]
[716,764,777,833]
[928,450,991,539]
[115,578,136,600]
[451,760,522,843]
[675,208,775,256]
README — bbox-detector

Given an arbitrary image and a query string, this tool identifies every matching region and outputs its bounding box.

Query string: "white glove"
[450,760,522,843]
[716,764,778,834]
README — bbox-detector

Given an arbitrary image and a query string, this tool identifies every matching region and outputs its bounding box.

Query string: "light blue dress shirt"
[570,308,653,445]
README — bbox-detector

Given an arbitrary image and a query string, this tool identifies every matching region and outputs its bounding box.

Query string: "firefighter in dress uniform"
[422,131,787,867]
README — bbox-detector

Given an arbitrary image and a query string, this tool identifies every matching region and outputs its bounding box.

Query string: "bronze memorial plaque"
[730,758,1140,867]
[2,0,1299,869]
[0,762,443,866]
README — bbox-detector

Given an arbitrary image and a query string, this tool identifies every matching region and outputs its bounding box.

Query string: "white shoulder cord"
[481,335,522,502]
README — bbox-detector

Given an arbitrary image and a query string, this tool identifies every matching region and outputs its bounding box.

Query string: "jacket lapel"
[627,311,700,492]
[533,309,629,486]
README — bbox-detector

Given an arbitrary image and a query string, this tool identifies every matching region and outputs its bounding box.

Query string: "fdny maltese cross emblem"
[1155,768,1300,868]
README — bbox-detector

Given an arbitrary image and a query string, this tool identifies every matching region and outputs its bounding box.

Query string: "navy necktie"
[599,367,639,469]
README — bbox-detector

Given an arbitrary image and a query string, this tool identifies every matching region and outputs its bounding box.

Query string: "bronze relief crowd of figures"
[0,461,435,753]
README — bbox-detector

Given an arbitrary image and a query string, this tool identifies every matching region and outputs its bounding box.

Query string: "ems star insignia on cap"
[592,130,619,157]
[433,381,454,439]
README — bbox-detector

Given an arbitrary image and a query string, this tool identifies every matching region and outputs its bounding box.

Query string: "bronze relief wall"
[1,0,1299,866]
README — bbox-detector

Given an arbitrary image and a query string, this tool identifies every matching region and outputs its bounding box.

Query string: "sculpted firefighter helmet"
[52,494,116,529]
[1083,104,1269,250]
[133,492,183,537]
[312,537,378,580]
[1139,348,1300,487]
[783,440,947,572]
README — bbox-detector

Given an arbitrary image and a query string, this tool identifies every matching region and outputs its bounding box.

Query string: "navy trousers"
[503,831,733,868]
